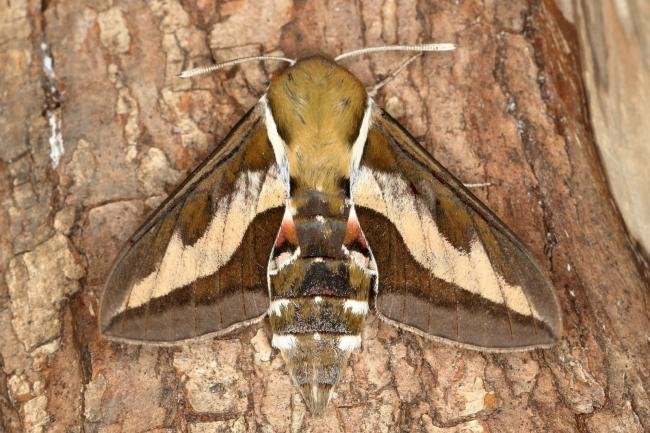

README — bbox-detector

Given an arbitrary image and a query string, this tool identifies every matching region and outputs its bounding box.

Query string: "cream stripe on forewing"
[349,171,387,215]
[256,164,286,213]
[123,167,286,312]
[468,237,507,306]
[351,166,538,319]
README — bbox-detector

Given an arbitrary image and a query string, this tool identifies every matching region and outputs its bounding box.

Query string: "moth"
[100,44,562,415]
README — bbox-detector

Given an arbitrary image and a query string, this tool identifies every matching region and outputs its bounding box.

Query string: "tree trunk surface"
[555,0,650,262]
[1,1,648,433]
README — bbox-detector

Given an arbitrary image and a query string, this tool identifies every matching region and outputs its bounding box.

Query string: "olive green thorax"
[266,55,367,213]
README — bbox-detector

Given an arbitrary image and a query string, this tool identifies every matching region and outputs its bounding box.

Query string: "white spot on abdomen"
[343,299,369,315]
[338,335,361,352]
[272,334,298,350]
[269,299,291,316]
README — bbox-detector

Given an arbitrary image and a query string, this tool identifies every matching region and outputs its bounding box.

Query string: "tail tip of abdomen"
[299,383,334,416]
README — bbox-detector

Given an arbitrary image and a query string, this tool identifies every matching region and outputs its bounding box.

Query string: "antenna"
[179,56,296,79]
[178,43,456,78]
[335,43,456,62]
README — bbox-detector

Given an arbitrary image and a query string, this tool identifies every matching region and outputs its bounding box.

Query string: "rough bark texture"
[1,1,648,432]
[555,0,650,260]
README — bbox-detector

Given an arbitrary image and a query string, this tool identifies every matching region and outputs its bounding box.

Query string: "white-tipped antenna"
[179,56,296,78]
[335,43,456,62]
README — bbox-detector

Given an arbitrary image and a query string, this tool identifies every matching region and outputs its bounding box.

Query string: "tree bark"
[555,0,650,258]
[0,1,648,432]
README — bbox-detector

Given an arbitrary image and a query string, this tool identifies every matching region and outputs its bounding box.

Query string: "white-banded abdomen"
[268,291,369,414]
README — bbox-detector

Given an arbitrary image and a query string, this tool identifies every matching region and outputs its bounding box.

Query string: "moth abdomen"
[293,216,348,259]
[293,190,347,218]
[269,296,367,334]
[275,332,358,415]
[269,257,369,297]
[268,208,374,413]
[269,295,367,415]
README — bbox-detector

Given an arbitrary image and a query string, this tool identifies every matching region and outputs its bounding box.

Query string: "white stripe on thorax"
[350,98,373,187]
[261,95,290,190]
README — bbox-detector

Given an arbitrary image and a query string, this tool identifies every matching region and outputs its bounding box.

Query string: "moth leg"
[366,53,422,97]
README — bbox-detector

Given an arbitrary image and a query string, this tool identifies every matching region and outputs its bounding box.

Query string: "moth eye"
[289,176,298,193]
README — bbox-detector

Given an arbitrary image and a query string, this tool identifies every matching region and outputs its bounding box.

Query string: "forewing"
[100,105,286,344]
[352,106,562,350]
